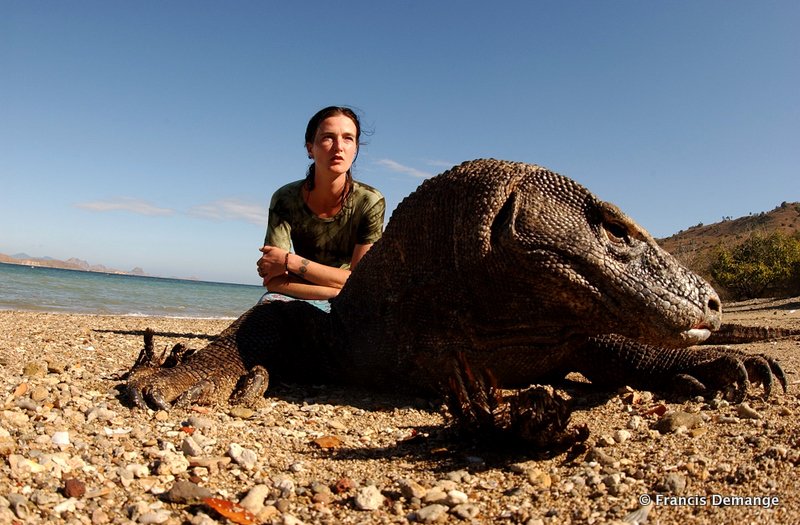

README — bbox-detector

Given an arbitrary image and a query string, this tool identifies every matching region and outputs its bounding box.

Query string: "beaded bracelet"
[284,252,290,274]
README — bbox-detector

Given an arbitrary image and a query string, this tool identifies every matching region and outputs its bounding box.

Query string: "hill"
[658,201,800,296]
[0,252,146,277]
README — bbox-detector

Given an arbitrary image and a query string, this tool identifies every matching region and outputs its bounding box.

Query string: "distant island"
[0,252,148,277]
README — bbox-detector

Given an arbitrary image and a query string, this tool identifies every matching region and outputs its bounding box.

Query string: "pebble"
[653,411,703,433]
[423,486,448,505]
[354,485,385,510]
[527,468,552,489]
[156,450,190,475]
[52,430,71,446]
[229,407,255,419]
[239,484,270,514]
[736,402,761,419]
[163,481,213,504]
[657,473,687,495]
[228,443,258,470]
[446,489,468,506]
[22,361,48,377]
[181,436,204,457]
[399,478,427,499]
[613,429,632,444]
[415,503,449,523]
[0,426,15,455]
[452,502,480,519]
[63,477,86,498]
[138,509,171,524]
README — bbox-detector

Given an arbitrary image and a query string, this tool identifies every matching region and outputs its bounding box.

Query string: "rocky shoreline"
[1,300,798,524]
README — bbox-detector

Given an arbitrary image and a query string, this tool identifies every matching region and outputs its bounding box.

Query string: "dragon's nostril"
[708,297,721,313]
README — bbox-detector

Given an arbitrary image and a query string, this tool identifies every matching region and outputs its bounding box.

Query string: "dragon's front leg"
[124,301,331,409]
[575,334,787,401]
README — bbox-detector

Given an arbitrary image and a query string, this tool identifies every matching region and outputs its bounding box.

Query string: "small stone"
[446,489,468,506]
[157,451,190,475]
[613,429,631,444]
[657,472,687,495]
[6,493,31,519]
[91,508,110,524]
[736,403,761,420]
[415,503,449,523]
[0,426,15,455]
[63,478,86,498]
[653,412,703,433]
[229,407,255,419]
[181,436,203,457]
[423,486,448,504]
[138,510,171,524]
[527,468,552,489]
[31,489,60,506]
[398,478,427,499]
[708,398,729,410]
[187,416,215,431]
[154,411,169,421]
[257,506,279,522]
[52,430,70,446]
[333,477,355,494]
[354,485,385,510]
[163,481,213,504]
[53,498,77,514]
[586,447,616,466]
[22,361,48,377]
[47,361,67,374]
[274,476,296,498]
[239,484,270,514]
[86,407,117,423]
[228,443,258,470]
[30,385,49,402]
[597,435,616,447]
[452,503,480,519]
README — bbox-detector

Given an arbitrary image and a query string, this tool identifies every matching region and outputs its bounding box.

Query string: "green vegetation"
[710,231,800,299]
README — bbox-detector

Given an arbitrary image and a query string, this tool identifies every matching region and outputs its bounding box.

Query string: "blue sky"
[2,1,798,284]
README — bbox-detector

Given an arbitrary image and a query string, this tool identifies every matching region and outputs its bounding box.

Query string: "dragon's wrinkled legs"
[576,335,787,401]
[123,302,330,410]
[230,365,270,405]
[444,353,588,447]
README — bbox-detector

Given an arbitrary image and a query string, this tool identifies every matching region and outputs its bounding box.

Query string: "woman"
[256,106,385,303]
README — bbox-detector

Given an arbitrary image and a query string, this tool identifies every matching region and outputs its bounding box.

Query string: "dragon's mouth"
[680,319,717,344]
[680,328,712,344]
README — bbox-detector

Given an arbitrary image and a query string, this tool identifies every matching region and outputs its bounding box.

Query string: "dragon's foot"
[584,335,788,403]
[675,348,787,402]
[444,354,589,447]
[123,330,266,410]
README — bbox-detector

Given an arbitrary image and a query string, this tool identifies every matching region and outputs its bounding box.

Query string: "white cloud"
[75,198,174,216]
[189,198,266,225]
[374,159,433,179]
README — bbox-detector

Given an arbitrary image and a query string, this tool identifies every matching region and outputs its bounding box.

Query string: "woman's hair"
[303,106,362,197]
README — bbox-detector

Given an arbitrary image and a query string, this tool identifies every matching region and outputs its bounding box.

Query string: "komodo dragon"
[125,159,789,441]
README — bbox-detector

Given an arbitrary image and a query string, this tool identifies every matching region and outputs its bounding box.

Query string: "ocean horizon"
[0,262,265,319]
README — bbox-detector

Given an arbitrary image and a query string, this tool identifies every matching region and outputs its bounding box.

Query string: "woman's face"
[306,114,359,178]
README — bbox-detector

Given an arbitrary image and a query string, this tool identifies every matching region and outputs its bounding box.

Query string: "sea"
[0,262,265,319]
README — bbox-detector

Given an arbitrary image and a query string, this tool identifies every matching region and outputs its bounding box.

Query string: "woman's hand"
[257,245,288,284]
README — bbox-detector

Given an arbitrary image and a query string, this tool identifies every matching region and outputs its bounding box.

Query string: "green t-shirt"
[265,180,385,269]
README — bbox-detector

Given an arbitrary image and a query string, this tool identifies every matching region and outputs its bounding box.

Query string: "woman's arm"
[258,244,374,300]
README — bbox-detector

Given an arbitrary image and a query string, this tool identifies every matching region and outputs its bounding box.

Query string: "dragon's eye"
[603,221,629,245]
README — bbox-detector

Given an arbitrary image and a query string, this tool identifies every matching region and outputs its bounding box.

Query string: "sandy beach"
[1,300,799,524]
